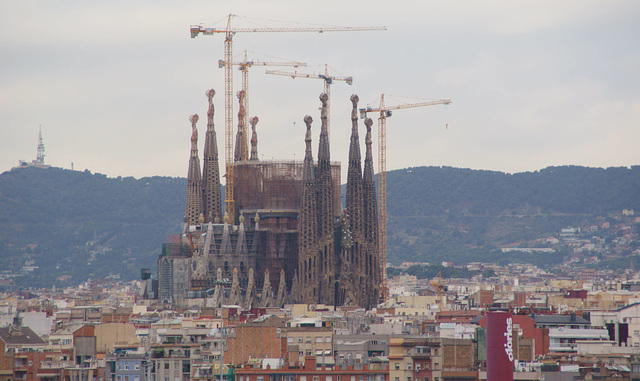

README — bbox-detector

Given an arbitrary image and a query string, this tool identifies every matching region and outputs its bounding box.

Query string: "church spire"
[298,115,318,303]
[316,93,334,237]
[314,93,336,305]
[234,90,248,162]
[363,118,375,185]
[249,116,259,161]
[202,89,222,222]
[185,114,204,226]
[345,94,364,234]
[362,117,380,307]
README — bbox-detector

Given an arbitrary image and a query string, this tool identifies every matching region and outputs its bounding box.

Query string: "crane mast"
[360,95,452,302]
[266,64,353,141]
[190,14,385,224]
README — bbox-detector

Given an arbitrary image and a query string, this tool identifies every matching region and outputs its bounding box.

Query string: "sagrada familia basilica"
[147,89,381,310]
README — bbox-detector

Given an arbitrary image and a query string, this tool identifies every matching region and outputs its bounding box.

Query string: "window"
[258,377,264,381]
[395,363,399,370]
[407,364,411,370]
[305,337,312,343]
[306,350,312,356]
[135,363,140,370]
[165,363,170,370]
[316,337,323,343]
[288,338,294,343]
[298,337,304,343]
[325,337,332,343]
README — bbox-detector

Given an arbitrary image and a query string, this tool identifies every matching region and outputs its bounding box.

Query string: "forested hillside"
[385,165,640,266]
[0,164,638,287]
[0,167,185,287]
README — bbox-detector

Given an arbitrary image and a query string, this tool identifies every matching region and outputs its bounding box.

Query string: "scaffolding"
[232,159,342,292]
[233,160,341,216]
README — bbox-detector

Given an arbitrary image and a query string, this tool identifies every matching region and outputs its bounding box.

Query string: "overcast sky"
[1,1,638,181]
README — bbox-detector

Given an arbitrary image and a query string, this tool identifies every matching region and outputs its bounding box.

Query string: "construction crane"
[265,64,353,141]
[190,14,386,224]
[360,95,452,302]
[429,271,447,310]
[219,50,307,160]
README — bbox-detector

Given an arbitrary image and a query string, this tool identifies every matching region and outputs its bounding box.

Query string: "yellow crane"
[359,95,452,302]
[429,271,447,309]
[219,50,307,160]
[265,64,353,141]
[190,14,386,223]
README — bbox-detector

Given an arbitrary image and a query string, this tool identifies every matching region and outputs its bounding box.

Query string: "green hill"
[385,165,640,267]
[0,164,638,287]
[0,167,185,287]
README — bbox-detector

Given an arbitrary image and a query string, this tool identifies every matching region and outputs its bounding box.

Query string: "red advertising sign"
[486,311,514,381]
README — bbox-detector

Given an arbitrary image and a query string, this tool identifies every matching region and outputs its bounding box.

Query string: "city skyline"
[1,1,638,179]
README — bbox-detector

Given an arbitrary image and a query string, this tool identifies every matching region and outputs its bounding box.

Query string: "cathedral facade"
[153,90,380,309]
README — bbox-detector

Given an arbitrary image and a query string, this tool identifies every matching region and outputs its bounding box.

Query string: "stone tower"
[202,89,222,222]
[345,95,364,234]
[234,90,248,162]
[185,114,204,226]
[298,115,319,303]
[297,93,381,309]
[362,117,380,307]
[340,94,367,306]
[315,93,337,305]
[249,116,259,161]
